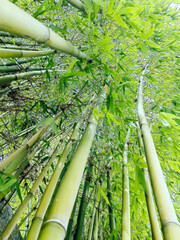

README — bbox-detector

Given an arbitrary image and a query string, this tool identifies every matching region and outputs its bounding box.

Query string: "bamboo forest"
[0,0,179,239]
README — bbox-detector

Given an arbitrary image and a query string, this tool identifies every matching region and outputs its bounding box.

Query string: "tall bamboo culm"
[136,123,163,240]
[137,68,180,240]
[121,129,130,240]
[26,109,87,240]
[37,88,105,240]
[0,0,90,61]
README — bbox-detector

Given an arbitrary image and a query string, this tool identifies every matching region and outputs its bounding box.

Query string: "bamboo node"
[44,218,67,233]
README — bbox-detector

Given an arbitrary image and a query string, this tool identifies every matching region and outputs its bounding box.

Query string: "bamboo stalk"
[38,88,105,240]
[26,110,87,240]
[0,70,46,86]
[121,129,130,240]
[0,48,55,58]
[66,0,85,12]
[0,112,61,171]
[0,0,90,61]
[136,123,163,240]
[107,167,116,237]
[137,68,180,240]
[0,65,44,73]
[73,163,93,240]
[0,142,61,240]
[87,184,99,240]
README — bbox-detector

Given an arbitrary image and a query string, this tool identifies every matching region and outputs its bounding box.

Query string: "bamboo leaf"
[113,15,128,28]
[100,186,110,205]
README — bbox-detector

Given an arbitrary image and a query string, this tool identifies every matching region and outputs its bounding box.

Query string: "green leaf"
[15,182,23,203]
[113,15,128,28]
[145,40,160,49]
[0,178,17,192]
[135,166,148,194]
[100,186,110,205]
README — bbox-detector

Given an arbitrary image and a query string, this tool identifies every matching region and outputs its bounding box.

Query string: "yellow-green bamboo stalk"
[121,129,130,240]
[66,0,85,12]
[0,0,90,61]
[137,69,180,240]
[0,48,55,58]
[38,88,105,240]
[0,70,46,86]
[137,123,163,240]
[26,113,84,240]
[0,142,61,240]
[0,112,61,172]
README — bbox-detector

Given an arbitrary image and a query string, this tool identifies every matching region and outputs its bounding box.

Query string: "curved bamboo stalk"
[137,123,163,240]
[0,48,55,58]
[0,65,44,73]
[0,0,90,61]
[137,68,180,240]
[121,128,130,240]
[66,0,85,12]
[0,142,61,240]
[0,70,46,86]
[0,112,61,171]
[26,109,87,240]
[38,88,105,240]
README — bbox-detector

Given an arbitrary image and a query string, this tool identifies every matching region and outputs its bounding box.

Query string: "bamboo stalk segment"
[66,0,85,12]
[38,88,105,240]
[0,48,55,58]
[137,69,180,240]
[136,123,163,240]
[121,129,130,240]
[0,0,90,61]
[0,70,46,86]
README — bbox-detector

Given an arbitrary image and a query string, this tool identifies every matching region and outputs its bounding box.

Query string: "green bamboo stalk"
[38,88,105,240]
[0,65,44,73]
[0,0,90,61]
[26,111,86,240]
[64,197,78,240]
[0,59,33,66]
[87,184,99,240]
[136,123,163,240]
[66,0,85,12]
[0,70,46,86]
[0,112,61,172]
[121,129,130,240]
[107,167,116,236]
[137,69,180,240]
[0,142,61,240]
[0,48,55,58]
[73,163,93,240]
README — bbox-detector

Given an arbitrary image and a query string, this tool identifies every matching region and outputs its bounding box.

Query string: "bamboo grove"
[0,0,179,239]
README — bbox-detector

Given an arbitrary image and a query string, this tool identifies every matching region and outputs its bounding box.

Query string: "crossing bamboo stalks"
[136,123,163,240]
[137,69,180,240]
[74,163,93,240]
[107,167,115,237]
[0,0,90,61]
[0,112,61,172]
[0,142,61,240]
[26,109,87,240]
[0,48,55,58]
[38,88,105,240]
[121,128,130,240]
[66,0,85,12]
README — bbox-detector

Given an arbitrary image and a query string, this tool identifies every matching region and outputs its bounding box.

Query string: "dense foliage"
[0,0,179,239]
